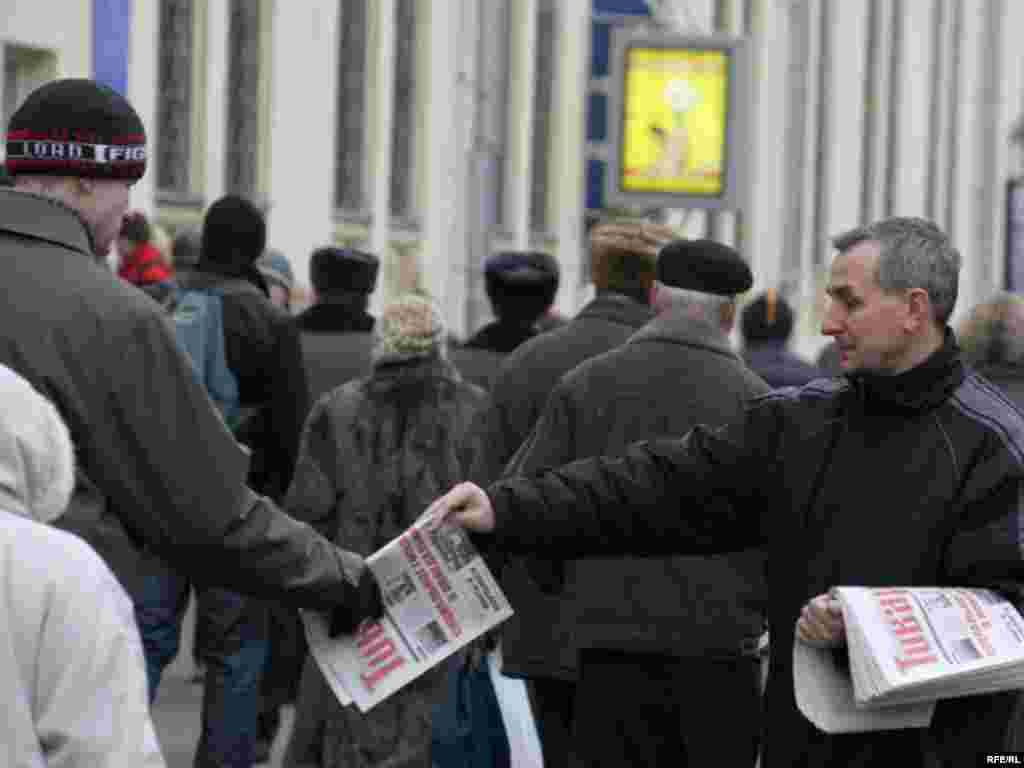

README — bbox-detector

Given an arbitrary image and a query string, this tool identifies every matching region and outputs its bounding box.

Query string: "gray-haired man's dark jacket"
[0,189,365,612]
[516,309,769,661]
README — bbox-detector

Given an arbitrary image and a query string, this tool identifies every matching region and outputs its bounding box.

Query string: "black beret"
[6,78,146,180]
[484,251,559,295]
[656,239,752,296]
[310,246,379,295]
[742,290,795,342]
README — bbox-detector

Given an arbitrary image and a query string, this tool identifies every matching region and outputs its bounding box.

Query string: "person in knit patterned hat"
[284,293,488,768]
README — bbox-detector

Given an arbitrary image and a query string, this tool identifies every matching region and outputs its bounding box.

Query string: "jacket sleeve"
[486,407,776,561]
[103,307,364,611]
[271,315,312,487]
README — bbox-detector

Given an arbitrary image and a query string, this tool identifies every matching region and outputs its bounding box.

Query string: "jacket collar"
[464,322,538,353]
[628,309,737,360]
[371,353,459,381]
[180,263,269,297]
[296,300,375,333]
[0,189,95,258]
[847,328,965,412]
[576,291,656,329]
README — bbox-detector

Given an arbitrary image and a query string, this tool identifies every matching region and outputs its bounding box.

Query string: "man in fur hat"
[463,219,676,766]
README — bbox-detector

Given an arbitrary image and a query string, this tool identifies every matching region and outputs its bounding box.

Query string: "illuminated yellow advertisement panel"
[620,47,729,197]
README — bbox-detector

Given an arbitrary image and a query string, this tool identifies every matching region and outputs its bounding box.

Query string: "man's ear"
[720,300,736,334]
[906,288,932,332]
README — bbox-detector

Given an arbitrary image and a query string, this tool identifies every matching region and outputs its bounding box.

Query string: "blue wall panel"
[92,0,132,95]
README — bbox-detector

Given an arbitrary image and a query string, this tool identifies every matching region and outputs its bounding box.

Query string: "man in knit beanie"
[171,195,313,764]
[5,78,146,259]
[0,364,166,767]
[1,79,381,768]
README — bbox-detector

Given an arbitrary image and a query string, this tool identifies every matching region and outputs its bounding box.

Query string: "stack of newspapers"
[794,586,1024,733]
[302,514,514,712]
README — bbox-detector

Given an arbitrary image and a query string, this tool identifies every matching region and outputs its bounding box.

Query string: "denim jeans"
[135,555,268,768]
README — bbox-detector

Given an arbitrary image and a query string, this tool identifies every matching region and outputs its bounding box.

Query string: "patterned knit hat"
[5,78,147,180]
[373,294,445,363]
[0,364,75,524]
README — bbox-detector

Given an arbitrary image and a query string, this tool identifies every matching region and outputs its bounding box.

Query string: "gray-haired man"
[431,218,1024,767]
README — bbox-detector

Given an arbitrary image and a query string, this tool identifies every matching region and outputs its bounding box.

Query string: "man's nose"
[822,303,842,336]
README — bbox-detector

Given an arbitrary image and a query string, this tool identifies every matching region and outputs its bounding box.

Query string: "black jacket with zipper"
[483,330,1024,767]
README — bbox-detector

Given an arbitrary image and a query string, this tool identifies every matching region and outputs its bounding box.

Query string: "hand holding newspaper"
[794,586,1024,733]
[302,512,514,712]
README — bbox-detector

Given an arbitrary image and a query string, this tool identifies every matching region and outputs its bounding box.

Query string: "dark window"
[530,0,555,233]
[335,0,368,212]
[156,0,193,196]
[225,0,261,199]
[390,0,417,221]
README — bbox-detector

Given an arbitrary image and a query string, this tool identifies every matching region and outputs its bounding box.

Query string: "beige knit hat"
[373,293,445,363]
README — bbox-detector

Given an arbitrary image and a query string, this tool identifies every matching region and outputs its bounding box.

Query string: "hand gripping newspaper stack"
[794,586,1024,733]
[302,514,514,712]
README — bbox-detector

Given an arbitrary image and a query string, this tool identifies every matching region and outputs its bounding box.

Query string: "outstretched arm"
[432,412,777,561]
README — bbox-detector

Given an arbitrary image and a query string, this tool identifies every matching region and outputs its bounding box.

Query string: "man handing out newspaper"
[427,218,1024,768]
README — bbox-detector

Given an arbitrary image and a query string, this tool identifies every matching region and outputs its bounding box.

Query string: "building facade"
[3,0,1023,353]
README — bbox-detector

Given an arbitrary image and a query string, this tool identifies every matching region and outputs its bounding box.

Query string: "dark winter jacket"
[0,189,364,610]
[294,298,375,405]
[284,354,487,768]
[286,355,488,553]
[482,330,1024,767]
[450,320,539,392]
[467,292,655,486]
[744,341,823,389]
[178,265,310,501]
[517,310,769,662]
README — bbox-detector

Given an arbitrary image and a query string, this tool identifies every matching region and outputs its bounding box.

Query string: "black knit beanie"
[741,290,795,343]
[5,79,146,180]
[201,195,267,267]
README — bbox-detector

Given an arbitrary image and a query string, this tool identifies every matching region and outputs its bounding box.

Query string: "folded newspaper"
[302,514,514,712]
[794,586,1024,733]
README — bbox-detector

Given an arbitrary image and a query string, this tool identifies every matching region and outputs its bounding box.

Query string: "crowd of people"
[5,77,1024,768]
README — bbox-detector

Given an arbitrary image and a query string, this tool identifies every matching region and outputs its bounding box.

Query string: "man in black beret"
[451,251,559,391]
[1,79,381,767]
[294,246,381,404]
[488,237,768,768]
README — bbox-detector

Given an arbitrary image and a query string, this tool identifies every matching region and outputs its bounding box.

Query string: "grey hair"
[831,217,961,325]
[655,284,734,321]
